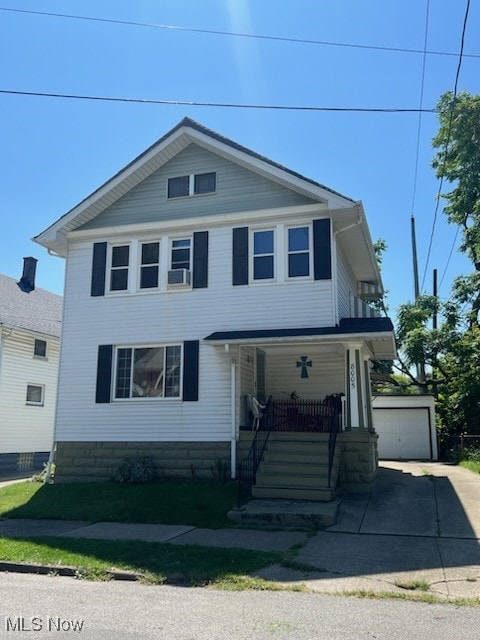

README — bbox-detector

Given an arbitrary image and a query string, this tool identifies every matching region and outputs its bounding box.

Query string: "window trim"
[285,223,313,280]
[33,338,48,359]
[167,172,216,199]
[113,343,184,401]
[26,383,45,406]
[138,239,161,291]
[107,242,131,294]
[250,227,276,283]
[169,235,193,273]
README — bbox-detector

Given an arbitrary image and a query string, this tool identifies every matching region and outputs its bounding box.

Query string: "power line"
[439,228,460,289]
[410,0,430,216]
[0,89,438,112]
[2,6,480,60]
[420,0,471,292]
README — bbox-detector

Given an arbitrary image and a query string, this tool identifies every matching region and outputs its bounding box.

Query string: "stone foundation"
[338,430,378,493]
[54,441,240,483]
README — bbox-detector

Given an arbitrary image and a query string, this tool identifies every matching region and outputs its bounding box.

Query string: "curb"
[0,561,141,581]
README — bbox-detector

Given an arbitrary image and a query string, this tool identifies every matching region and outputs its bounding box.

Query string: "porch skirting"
[54,441,253,483]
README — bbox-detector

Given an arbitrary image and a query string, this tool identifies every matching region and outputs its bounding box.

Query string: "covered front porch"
[205,318,396,501]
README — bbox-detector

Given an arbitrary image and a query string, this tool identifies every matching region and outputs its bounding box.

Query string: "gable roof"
[0,273,62,338]
[34,117,356,256]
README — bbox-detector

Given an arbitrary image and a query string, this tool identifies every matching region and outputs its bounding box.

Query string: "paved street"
[0,572,480,640]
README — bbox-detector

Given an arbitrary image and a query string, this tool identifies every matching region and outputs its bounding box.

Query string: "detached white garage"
[372,395,437,460]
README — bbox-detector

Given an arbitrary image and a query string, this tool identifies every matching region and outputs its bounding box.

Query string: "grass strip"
[0,536,281,587]
[0,480,236,529]
[460,461,480,475]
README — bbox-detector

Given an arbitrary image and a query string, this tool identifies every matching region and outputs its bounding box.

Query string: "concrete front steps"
[228,497,341,529]
[251,432,341,502]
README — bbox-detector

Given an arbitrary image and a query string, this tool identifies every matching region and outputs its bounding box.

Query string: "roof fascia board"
[36,121,355,248]
[205,331,395,346]
[186,128,353,208]
[67,204,327,241]
[34,125,192,247]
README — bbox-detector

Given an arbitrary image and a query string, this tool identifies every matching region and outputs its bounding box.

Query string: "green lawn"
[0,480,237,529]
[0,536,281,588]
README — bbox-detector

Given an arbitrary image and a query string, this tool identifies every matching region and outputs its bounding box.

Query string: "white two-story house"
[0,258,62,474]
[35,118,395,498]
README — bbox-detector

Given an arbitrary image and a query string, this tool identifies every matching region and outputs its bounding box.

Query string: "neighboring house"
[35,118,396,497]
[0,258,62,474]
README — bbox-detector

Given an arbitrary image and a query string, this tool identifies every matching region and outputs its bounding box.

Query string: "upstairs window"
[287,226,311,278]
[110,245,130,291]
[167,172,216,199]
[114,345,182,399]
[140,241,160,289]
[34,339,47,358]
[253,229,275,280]
[26,384,44,406]
[171,238,191,271]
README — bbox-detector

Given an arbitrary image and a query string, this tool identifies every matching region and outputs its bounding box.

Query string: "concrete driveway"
[284,461,480,599]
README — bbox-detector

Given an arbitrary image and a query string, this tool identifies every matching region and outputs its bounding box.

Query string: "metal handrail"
[327,402,342,488]
[236,400,273,507]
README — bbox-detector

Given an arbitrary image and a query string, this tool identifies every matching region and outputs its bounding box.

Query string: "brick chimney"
[19,257,38,293]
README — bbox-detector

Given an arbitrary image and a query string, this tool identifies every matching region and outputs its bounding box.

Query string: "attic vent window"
[167,172,216,199]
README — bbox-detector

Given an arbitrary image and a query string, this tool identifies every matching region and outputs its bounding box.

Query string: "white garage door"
[374,408,433,459]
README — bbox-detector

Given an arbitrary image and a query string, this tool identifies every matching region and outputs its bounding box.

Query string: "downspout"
[230,350,238,479]
[333,204,364,323]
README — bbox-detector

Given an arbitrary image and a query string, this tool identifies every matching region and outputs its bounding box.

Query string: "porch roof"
[204,318,396,359]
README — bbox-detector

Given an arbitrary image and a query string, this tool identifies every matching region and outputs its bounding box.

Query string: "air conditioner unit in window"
[167,269,191,287]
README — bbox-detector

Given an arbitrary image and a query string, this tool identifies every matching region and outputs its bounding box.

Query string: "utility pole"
[432,268,439,400]
[411,216,425,382]
[411,216,420,300]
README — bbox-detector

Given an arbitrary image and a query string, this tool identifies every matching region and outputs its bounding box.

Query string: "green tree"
[391,92,480,438]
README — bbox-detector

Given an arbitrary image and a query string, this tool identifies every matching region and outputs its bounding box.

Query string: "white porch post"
[344,343,368,430]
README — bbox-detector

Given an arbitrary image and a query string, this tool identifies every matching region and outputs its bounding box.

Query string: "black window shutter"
[96,345,113,403]
[91,242,107,296]
[193,231,209,289]
[232,227,249,286]
[183,341,199,401]
[313,219,332,280]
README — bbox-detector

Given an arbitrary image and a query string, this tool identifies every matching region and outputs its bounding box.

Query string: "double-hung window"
[253,229,275,280]
[139,241,160,289]
[287,226,311,278]
[115,345,182,399]
[109,244,130,291]
[171,238,191,271]
[167,172,216,199]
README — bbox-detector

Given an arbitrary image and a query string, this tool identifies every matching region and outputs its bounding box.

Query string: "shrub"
[112,457,157,483]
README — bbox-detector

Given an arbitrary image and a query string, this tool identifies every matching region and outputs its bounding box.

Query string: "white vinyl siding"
[265,347,345,400]
[0,329,59,453]
[55,228,335,442]
[336,243,357,320]
[79,144,316,231]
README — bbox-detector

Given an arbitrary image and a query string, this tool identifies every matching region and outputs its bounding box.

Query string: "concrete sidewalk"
[1,461,480,600]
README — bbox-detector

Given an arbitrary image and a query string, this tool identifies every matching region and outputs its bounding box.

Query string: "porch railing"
[237,399,273,507]
[236,397,343,505]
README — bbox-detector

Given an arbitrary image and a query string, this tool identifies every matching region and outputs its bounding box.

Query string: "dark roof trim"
[205,317,394,341]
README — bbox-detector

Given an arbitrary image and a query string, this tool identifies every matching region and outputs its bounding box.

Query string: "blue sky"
[1,0,478,318]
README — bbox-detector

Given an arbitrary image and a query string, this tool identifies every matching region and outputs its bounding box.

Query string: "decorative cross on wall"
[296,356,312,379]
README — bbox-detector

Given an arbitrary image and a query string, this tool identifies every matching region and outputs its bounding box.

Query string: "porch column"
[344,343,367,430]
[364,357,375,433]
